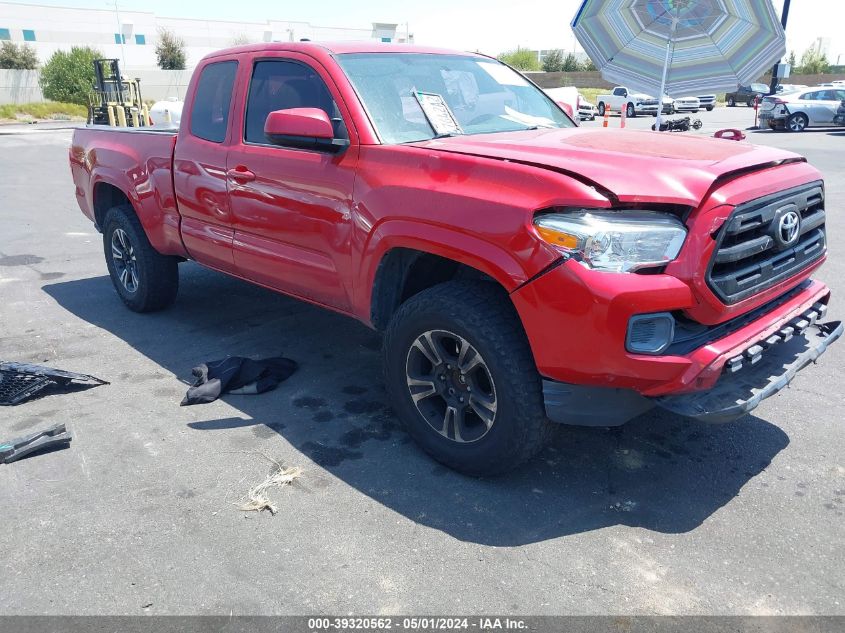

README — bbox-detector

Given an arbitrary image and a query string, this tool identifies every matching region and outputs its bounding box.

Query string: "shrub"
[0,41,39,69]
[498,47,540,72]
[562,53,582,72]
[798,46,830,75]
[156,29,186,70]
[542,49,565,73]
[39,46,101,105]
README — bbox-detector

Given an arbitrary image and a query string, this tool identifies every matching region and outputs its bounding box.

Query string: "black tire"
[727,96,735,107]
[383,281,552,476]
[706,105,714,111]
[102,204,179,312]
[747,98,755,107]
[626,102,636,118]
[598,102,606,116]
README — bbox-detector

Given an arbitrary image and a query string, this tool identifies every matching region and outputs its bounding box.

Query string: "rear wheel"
[102,204,179,312]
[727,96,736,107]
[787,113,808,132]
[706,105,714,111]
[747,98,756,107]
[383,281,552,476]
[598,102,606,116]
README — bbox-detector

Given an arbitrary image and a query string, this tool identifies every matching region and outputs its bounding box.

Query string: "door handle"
[226,167,256,182]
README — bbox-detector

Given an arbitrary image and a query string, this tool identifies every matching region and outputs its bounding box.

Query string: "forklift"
[88,58,149,127]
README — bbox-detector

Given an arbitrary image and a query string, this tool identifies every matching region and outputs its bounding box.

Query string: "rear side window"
[190,61,238,143]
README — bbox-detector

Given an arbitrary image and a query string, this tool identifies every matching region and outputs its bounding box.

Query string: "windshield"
[751,83,769,93]
[336,53,575,144]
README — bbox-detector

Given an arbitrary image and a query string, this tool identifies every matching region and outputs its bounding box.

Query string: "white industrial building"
[0,1,413,70]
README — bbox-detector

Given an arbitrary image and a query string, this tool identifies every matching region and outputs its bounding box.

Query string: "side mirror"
[264,108,349,153]
[621,90,628,97]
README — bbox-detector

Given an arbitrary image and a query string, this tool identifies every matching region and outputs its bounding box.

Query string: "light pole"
[109,1,127,71]
[768,0,791,95]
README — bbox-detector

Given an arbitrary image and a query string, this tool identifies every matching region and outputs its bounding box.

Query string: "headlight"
[533,210,687,273]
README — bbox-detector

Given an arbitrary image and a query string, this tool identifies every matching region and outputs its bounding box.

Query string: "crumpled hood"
[408,128,803,206]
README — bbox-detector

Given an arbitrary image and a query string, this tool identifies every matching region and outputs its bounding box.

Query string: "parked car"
[776,84,807,93]
[696,94,717,111]
[671,96,700,113]
[833,99,845,126]
[596,86,660,117]
[69,42,840,475]
[578,94,597,120]
[544,86,594,121]
[759,86,845,131]
[725,83,770,107]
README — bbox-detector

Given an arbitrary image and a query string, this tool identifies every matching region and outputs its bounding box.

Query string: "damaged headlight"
[533,210,687,273]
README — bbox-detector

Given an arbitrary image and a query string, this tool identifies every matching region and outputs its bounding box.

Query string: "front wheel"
[103,204,179,312]
[383,281,552,476]
[727,96,736,107]
[597,102,606,117]
[626,103,636,118]
[706,105,714,111]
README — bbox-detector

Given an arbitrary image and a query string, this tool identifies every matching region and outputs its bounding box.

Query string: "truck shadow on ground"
[44,264,789,546]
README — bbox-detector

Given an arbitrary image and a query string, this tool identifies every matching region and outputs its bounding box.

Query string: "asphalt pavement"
[0,109,843,615]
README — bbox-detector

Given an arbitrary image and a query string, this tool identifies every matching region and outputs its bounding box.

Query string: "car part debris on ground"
[0,362,108,406]
[1,423,72,464]
[236,454,302,515]
[181,356,297,406]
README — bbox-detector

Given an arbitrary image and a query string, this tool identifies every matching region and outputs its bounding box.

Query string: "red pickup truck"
[70,42,841,475]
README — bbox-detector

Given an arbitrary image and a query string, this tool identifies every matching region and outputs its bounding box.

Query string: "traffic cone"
[620,105,626,129]
[603,106,610,128]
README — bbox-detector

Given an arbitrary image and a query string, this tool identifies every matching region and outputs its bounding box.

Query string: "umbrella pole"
[655,40,672,132]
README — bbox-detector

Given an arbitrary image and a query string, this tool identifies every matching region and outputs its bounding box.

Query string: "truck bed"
[70,124,186,258]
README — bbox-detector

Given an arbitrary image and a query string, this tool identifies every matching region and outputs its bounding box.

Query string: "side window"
[244,59,347,145]
[836,90,845,101]
[190,61,238,143]
[799,91,818,101]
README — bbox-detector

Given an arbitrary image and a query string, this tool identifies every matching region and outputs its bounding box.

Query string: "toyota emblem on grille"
[777,210,801,247]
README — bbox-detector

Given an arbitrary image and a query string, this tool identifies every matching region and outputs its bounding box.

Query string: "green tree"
[799,46,830,75]
[155,29,186,70]
[39,46,101,105]
[542,49,564,72]
[582,57,598,72]
[497,47,540,71]
[786,50,797,70]
[562,53,582,72]
[0,41,39,69]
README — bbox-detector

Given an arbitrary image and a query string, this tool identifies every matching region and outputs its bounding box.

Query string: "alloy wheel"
[405,329,497,444]
[788,115,807,132]
[111,228,139,293]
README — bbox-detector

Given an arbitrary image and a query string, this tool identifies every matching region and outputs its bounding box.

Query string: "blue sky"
[10,0,845,61]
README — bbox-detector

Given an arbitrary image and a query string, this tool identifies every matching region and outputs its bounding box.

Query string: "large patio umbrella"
[571,0,786,128]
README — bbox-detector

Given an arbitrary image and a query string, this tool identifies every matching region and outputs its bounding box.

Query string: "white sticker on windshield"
[414,91,463,136]
[477,61,530,87]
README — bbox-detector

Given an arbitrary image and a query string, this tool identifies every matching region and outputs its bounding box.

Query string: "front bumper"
[656,318,842,423]
[540,304,841,426]
[511,253,832,394]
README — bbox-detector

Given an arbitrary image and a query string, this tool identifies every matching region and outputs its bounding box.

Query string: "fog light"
[626,313,675,355]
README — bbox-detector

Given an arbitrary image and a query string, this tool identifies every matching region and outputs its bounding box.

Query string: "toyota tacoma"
[70,43,841,475]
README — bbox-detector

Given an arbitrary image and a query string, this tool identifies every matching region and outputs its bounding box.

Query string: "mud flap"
[654,321,843,423]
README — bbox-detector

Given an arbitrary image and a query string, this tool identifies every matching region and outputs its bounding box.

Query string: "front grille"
[641,99,658,106]
[707,182,826,304]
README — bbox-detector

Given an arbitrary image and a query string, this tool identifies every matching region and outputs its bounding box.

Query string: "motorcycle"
[651,116,703,132]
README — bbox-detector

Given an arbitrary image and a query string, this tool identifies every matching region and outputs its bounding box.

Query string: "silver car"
[759,86,845,132]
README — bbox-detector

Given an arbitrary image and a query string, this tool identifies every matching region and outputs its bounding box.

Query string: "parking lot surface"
[1,110,843,615]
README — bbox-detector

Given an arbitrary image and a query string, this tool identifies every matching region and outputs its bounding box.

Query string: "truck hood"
[408,128,802,206]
